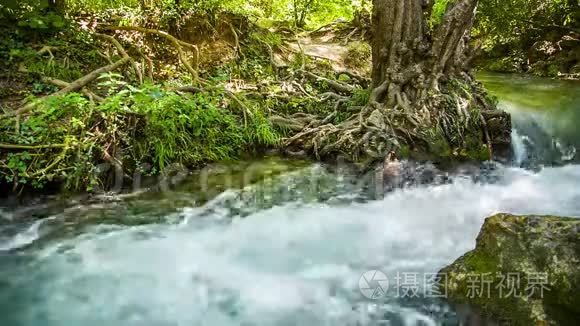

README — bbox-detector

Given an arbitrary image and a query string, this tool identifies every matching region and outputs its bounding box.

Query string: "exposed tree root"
[101,25,200,82]
[271,0,512,163]
[95,33,143,84]
[273,78,506,164]
[296,70,356,94]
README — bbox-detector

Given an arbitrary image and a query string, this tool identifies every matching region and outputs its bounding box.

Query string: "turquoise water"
[478,72,580,166]
[0,74,579,326]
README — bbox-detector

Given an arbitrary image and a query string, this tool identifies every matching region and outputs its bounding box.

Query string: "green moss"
[466,251,500,273]
[464,132,491,161]
[425,127,452,157]
[442,214,580,325]
[344,41,371,69]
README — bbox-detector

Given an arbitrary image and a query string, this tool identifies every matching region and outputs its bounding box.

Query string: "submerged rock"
[439,213,580,325]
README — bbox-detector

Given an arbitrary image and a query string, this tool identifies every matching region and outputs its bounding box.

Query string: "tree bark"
[285,0,511,162]
[371,0,425,88]
[371,0,478,102]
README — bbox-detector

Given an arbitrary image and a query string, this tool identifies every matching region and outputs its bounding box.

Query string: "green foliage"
[0,0,67,35]
[0,93,95,190]
[285,0,355,28]
[485,56,525,73]
[27,59,85,81]
[344,41,371,69]
[0,82,280,192]
[475,0,579,50]
[64,0,140,13]
[0,0,359,36]
[133,87,245,168]
[347,87,370,107]
[0,17,104,79]
[429,0,454,28]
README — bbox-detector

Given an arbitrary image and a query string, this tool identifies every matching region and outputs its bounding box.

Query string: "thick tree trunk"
[285,0,511,162]
[370,0,477,105]
[371,0,424,88]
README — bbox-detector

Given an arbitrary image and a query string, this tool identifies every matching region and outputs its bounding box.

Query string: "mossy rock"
[439,214,580,325]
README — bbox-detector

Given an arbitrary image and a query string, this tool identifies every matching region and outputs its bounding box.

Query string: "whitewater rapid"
[1,72,580,325]
[1,161,580,325]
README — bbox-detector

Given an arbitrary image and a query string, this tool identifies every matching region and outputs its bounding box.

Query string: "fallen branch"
[172,86,204,94]
[225,21,242,58]
[37,45,58,56]
[42,77,104,102]
[270,115,306,131]
[320,92,349,102]
[0,143,66,150]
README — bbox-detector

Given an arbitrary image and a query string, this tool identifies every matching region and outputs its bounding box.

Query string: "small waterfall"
[511,129,527,166]
[1,72,578,326]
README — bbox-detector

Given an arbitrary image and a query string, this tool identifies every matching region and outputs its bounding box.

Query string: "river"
[0,73,579,325]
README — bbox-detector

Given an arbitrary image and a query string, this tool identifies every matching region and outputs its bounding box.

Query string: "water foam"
[2,164,579,325]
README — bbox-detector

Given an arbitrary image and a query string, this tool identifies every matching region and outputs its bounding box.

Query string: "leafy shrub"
[0,83,280,192]
[1,0,67,36]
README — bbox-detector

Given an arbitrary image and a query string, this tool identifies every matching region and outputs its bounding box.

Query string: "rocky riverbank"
[439,213,580,325]
[479,33,580,80]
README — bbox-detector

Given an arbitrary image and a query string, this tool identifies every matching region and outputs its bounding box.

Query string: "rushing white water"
[1,163,580,326]
[510,129,527,166]
[0,218,49,251]
[1,73,579,325]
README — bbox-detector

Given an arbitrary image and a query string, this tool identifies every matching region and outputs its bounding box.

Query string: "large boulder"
[439,214,580,325]
[529,41,558,63]
[558,35,580,52]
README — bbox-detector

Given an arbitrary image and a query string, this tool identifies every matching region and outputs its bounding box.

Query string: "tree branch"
[0,143,66,150]
[2,57,130,118]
